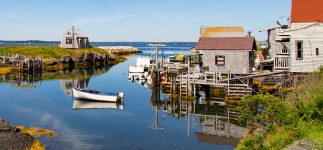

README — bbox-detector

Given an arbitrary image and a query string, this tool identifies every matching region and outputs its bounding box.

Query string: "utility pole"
[72,26,75,49]
[148,44,166,86]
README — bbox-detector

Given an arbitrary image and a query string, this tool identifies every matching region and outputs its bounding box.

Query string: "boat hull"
[73,88,119,102]
[128,65,145,73]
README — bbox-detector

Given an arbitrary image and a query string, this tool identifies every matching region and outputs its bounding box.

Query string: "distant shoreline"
[0,40,196,44]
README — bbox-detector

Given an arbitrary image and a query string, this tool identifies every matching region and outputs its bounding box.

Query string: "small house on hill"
[60,26,90,49]
[200,26,245,38]
[195,37,256,75]
[269,0,323,72]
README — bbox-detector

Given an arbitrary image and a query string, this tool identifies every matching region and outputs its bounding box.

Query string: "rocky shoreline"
[0,119,34,149]
[0,46,139,74]
[98,46,142,55]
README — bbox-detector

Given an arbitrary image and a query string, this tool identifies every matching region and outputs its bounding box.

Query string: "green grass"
[0,46,110,61]
[303,121,323,149]
[237,70,323,149]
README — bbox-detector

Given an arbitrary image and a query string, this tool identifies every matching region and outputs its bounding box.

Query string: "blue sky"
[0,0,291,42]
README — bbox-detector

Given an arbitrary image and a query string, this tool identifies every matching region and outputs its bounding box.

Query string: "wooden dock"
[161,62,290,100]
[0,53,42,73]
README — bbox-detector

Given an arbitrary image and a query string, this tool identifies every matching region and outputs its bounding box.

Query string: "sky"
[0,0,291,42]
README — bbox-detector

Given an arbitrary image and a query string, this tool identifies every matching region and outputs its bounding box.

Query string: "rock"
[98,46,142,54]
[284,140,316,150]
[0,119,34,150]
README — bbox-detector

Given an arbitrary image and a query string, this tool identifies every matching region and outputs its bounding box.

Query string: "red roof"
[291,0,323,23]
[195,37,256,50]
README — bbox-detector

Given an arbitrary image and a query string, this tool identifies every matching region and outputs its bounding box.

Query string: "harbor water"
[0,44,244,150]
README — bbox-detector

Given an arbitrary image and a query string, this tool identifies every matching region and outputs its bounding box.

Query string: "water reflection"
[0,72,42,88]
[0,56,243,149]
[150,86,165,130]
[73,99,124,110]
[0,66,110,88]
[149,83,247,147]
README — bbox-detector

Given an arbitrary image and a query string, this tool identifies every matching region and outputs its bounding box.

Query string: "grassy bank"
[236,70,323,149]
[0,46,130,73]
[0,46,110,61]
[0,46,108,57]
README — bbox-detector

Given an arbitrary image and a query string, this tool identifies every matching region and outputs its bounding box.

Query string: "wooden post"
[216,115,218,130]
[187,101,190,137]
[193,69,196,97]
[227,68,230,96]
[227,107,230,138]
[187,58,190,96]
[216,66,218,86]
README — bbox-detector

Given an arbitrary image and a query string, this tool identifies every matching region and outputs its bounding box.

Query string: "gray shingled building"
[60,26,90,49]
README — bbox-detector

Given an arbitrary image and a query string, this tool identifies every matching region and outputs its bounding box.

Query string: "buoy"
[161,76,166,83]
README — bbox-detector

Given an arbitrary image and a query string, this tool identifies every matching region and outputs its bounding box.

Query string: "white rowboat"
[72,88,124,102]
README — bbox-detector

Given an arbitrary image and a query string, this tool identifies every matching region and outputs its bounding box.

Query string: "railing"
[274,55,290,71]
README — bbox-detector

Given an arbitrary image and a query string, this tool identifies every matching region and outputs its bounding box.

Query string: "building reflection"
[60,79,90,97]
[59,67,110,96]
[150,84,246,146]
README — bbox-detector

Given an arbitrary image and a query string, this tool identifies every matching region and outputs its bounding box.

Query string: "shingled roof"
[195,37,256,50]
[200,26,245,37]
[291,0,323,23]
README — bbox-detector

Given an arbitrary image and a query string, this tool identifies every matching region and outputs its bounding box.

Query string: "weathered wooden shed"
[195,37,256,75]
[60,26,90,49]
[270,0,323,72]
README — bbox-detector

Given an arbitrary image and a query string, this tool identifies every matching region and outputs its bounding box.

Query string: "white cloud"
[40,113,100,150]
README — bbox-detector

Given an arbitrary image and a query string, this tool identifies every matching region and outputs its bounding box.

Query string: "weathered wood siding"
[60,29,90,49]
[198,50,253,74]
[269,27,291,57]
[289,23,323,72]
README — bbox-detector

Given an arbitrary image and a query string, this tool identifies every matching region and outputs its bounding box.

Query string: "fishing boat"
[72,88,124,102]
[128,57,152,80]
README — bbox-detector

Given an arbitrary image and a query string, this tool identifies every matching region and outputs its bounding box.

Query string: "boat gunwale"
[73,88,119,97]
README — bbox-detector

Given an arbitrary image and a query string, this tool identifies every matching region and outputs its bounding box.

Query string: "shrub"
[237,135,269,150]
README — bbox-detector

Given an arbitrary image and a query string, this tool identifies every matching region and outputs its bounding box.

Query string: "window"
[316,48,319,56]
[296,40,303,60]
[66,38,73,44]
[67,32,71,35]
[282,44,288,54]
[215,55,225,66]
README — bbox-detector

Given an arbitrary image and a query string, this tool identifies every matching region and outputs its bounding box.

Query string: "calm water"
[0,44,244,150]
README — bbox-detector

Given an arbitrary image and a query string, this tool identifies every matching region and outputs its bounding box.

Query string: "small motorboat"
[72,88,124,102]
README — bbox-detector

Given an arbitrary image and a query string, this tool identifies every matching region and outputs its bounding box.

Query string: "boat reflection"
[73,99,124,110]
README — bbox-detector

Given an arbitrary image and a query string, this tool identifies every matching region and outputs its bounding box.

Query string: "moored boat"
[72,88,124,102]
